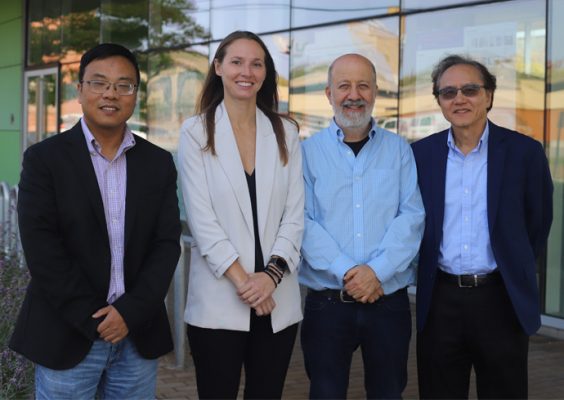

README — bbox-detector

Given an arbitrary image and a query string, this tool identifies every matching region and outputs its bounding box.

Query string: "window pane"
[289,18,399,138]
[148,0,210,49]
[100,0,149,51]
[291,1,398,29]
[400,0,545,142]
[546,0,564,318]
[27,0,63,65]
[402,0,474,12]
[210,0,290,39]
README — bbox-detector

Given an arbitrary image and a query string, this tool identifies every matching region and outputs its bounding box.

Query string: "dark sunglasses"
[437,84,485,100]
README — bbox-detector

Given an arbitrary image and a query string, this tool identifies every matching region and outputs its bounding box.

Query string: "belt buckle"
[339,289,355,303]
[457,274,478,288]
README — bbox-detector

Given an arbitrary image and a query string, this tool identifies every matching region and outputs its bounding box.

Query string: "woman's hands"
[238,272,277,315]
[225,260,277,315]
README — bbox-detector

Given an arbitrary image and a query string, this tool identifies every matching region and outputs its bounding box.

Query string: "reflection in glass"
[400,0,545,143]
[25,71,59,149]
[60,62,82,132]
[545,0,564,318]
[402,0,471,12]
[210,0,290,39]
[291,1,398,29]
[146,46,209,152]
[290,19,399,138]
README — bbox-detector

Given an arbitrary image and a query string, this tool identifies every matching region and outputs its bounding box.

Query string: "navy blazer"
[412,121,553,335]
[10,122,181,369]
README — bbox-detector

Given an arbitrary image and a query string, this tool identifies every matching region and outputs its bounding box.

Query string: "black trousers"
[417,275,529,399]
[187,311,298,399]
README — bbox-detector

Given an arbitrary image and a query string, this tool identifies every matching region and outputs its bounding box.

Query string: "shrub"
[0,251,33,399]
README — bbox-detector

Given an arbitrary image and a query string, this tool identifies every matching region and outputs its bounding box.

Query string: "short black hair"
[79,43,140,84]
[431,54,497,111]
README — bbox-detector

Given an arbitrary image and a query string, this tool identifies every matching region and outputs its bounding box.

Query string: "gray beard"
[333,106,372,129]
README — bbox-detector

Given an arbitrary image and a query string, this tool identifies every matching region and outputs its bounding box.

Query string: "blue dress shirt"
[439,123,497,275]
[300,118,426,294]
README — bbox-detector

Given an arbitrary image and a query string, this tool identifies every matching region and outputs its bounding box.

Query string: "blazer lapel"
[214,103,254,236]
[487,121,506,235]
[65,123,107,234]
[432,131,449,248]
[255,109,277,240]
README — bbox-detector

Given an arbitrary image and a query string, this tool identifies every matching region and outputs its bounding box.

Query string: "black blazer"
[412,121,553,336]
[10,122,181,369]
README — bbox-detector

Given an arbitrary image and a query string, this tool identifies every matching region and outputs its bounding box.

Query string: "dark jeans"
[301,287,411,399]
[417,277,529,399]
[187,312,298,399]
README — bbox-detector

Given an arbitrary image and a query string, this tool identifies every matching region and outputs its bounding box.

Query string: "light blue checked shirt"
[439,124,497,275]
[300,118,425,294]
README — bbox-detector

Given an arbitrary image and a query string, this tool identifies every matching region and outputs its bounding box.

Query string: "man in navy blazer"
[412,55,553,399]
[10,43,181,398]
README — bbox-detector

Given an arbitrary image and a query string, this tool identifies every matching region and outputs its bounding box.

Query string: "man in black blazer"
[412,55,553,399]
[10,43,181,398]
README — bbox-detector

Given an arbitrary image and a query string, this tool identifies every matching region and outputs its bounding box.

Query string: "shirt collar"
[329,117,378,143]
[446,121,489,154]
[81,117,136,158]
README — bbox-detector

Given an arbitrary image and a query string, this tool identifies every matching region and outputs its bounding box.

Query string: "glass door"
[23,67,59,149]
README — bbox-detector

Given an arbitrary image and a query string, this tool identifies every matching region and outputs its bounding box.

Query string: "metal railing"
[0,182,23,266]
[0,181,189,368]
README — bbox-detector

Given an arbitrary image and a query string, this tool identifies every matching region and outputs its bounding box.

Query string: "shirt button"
[356,233,362,238]
[463,244,468,250]
[464,188,469,194]
[355,204,361,208]
[464,217,469,222]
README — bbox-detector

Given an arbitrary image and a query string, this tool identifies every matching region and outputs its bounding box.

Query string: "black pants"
[187,312,298,399]
[417,275,529,399]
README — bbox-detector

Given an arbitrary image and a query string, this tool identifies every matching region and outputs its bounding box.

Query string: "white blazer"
[178,102,304,333]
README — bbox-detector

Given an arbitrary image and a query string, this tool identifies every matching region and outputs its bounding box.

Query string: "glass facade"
[21,0,564,323]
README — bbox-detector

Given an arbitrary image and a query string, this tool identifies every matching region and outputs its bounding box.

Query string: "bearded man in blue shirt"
[300,53,425,399]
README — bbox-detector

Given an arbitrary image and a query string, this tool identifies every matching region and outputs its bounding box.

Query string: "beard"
[332,98,374,129]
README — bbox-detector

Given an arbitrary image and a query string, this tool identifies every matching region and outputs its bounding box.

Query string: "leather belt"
[307,287,407,303]
[307,288,356,303]
[437,269,501,288]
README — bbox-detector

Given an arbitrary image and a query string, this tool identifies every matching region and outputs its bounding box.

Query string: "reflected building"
[1,0,564,328]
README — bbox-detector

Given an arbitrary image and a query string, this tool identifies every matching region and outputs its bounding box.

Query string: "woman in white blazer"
[178,31,304,399]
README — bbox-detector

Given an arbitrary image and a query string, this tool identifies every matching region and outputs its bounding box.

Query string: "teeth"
[237,82,252,87]
[101,106,117,111]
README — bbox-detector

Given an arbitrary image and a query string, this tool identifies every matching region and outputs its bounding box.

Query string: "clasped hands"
[92,305,129,344]
[237,272,277,316]
[343,264,384,303]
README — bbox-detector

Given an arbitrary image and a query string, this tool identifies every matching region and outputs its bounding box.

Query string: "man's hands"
[343,264,384,303]
[92,305,129,344]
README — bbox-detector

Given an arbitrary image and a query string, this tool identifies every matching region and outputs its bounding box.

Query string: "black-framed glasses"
[437,84,485,100]
[81,80,137,96]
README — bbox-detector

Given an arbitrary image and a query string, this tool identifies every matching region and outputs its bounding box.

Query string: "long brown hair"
[197,31,296,165]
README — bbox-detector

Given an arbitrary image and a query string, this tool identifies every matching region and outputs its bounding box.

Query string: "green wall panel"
[0,0,22,25]
[0,65,22,131]
[0,131,21,185]
[0,18,23,67]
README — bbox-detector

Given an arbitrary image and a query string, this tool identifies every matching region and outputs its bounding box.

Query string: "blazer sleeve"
[525,140,553,258]
[178,118,240,278]
[17,145,106,341]
[112,151,181,332]
[269,124,305,272]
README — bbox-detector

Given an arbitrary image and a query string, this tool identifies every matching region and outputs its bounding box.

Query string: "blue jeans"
[35,338,158,400]
[301,287,411,399]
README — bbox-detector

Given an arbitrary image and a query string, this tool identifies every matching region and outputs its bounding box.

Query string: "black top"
[245,170,264,273]
[344,135,370,156]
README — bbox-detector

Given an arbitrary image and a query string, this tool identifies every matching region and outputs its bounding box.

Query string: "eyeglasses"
[437,84,485,100]
[81,80,137,96]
